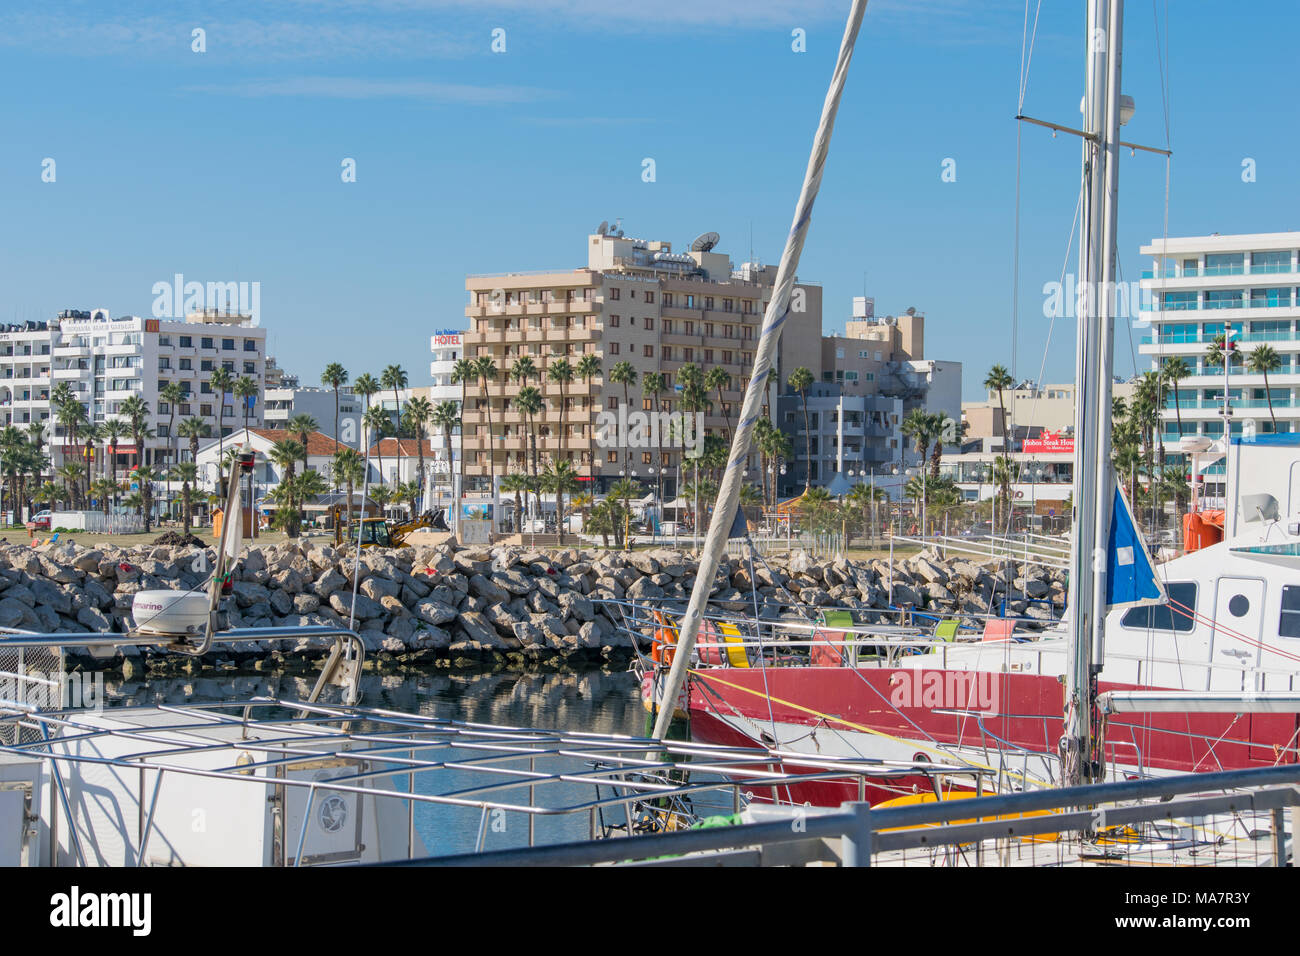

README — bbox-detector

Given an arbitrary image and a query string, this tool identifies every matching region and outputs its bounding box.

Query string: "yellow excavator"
[331,508,445,549]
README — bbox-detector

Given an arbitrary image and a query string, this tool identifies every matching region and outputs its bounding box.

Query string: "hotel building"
[461,229,823,496]
[1140,232,1300,500]
[48,307,267,472]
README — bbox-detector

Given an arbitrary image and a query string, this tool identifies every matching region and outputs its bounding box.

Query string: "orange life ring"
[650,611,678,666]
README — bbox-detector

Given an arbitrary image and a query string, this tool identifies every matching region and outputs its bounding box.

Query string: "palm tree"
[287,412,318,475]
[608,361,638,477]
[450,359,476,489]
[765,428,792,506]
[178,416,210,465]
[369,484,393,518]
[753,417,774,508]
[363,404,391,488]
[352,372,381,451]
[1160,356,1190,441]
[516,385,543,519]
[394,479,421,519]
[234,375,258,433]
[510,355,537,389]
[541,458,580,542]
[332,447,365,537]
[209,367,234,490]
[169,462,199,533]
[993,455,1017,530]
[321,362,349,446]
[575,353,602,478]
[268,439,305,537]
[1247,344,1282,427]
[158,381,186,470]
[91,478,117,515]
[102,417,127,493]
[546,357,574,464]
[983,363,1015,448]
[901,408,939,479]
[131,465,161,532]
[607,477,643,548]
[431,400,460,510]
[787,366,814,491]
[381,363,408,434]
[501,472,529,533]
[704,366,733,441]
[643,371,666,503]
[403,394,433,505]
[473,355,500,499]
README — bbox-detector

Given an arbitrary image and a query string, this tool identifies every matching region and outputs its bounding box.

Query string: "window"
[644,317,654,330]
[179,336,192,348]
[201,337,214,349]
[607,450,618,462]
[662,347,672,361]
[644,292,654,304]
[201,360,214,372]
[609,315,620,327]
[610,342,620,355]
[159,336,171,346]
[1280,587,1300,638]
[1207,291,1244,310]
[643,345,654,358]
[610,288,621,300]
[705,297,714,310]
[1120,582,1196,632]
[222,338,235,350]
[244,340,258,351]
[244,362,255,374]
[642,452,652,464]
[180,358,192,370]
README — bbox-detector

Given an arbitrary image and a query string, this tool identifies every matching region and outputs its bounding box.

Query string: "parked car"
[30,510,53,530]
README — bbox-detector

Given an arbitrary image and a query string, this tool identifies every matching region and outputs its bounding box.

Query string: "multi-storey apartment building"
[1139,232,1300,502]
[49,307,267,471]
[0,321,55,432]
[461,229,823,496]
[264,384,361,443]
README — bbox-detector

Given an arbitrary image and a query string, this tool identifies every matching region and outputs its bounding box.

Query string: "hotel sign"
[433,330,463,347]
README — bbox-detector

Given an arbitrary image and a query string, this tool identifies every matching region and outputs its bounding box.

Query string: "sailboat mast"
[1063,0,1124,787]
[650,0,869,741]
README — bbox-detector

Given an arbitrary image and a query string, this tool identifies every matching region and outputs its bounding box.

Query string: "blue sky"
[2,1,1298,400]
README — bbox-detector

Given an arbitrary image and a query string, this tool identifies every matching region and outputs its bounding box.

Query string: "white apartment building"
[0,321,55,432]
[1139,233,1300,483]
[264,384,361,445]
[49,307,267,471]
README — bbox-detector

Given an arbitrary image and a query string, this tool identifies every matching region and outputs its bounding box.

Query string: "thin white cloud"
[182,76,549,102]
[0,12,472,60]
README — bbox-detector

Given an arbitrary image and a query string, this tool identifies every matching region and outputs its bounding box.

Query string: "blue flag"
[1104,484,1165,609]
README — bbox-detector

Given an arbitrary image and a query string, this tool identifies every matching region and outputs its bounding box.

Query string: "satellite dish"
[691,231,720,253]
[905,306,917,316]
[596,221,609,236]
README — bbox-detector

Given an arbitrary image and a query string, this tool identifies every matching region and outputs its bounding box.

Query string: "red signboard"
[1022,437,1074,454]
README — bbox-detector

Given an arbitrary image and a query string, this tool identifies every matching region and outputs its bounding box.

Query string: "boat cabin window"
[1279,586,1300,638]
[1120,582,1196,632]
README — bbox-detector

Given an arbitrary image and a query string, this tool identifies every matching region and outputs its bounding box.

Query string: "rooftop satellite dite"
[691,231,720,252]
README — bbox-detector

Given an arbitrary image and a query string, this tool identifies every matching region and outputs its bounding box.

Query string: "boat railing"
[0,624,371,709]
[0,699,993,866]
[397,762,1300,867]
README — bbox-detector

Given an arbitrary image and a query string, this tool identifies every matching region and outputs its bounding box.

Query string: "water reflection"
[108,667,644,857]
